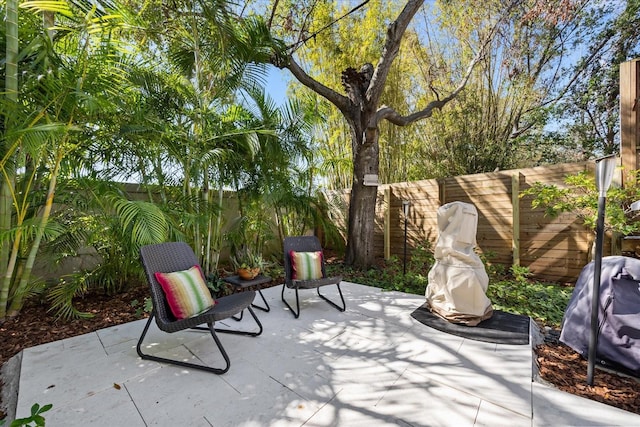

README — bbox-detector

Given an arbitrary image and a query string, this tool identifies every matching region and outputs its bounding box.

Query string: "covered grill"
[560,256,640,375]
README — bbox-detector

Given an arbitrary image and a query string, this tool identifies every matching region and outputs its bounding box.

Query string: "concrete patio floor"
[6,282,640,426]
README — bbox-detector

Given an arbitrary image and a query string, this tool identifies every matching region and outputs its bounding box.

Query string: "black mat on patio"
[411,303,530,345]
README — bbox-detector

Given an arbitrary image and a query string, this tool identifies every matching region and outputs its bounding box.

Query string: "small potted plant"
[231,246,264,280]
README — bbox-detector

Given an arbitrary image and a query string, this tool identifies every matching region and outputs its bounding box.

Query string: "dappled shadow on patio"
[11,283,639,426]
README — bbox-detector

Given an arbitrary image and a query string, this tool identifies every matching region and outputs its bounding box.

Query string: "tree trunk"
[345,125,380,268]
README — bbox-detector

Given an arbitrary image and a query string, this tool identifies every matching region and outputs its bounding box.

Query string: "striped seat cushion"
[155,265,215,319]
[290,250,324,280]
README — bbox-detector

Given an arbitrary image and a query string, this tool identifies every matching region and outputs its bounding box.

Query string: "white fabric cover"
[425,201,493,326]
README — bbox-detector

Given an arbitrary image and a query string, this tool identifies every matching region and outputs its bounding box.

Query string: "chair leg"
[136,312,256,374]
[211,306,263,336]
[282,283,345,318]
[317,282,346,312]
[233,289,270,321]
[281,284,301,318]
[232,310,244,321]
[252,289,270,312]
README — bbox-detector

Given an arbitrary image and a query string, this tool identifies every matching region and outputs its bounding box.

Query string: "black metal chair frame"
[282,236,346,318]
[222,275,272,321]
[137,242,263,374]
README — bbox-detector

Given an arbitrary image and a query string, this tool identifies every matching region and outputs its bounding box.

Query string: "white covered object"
[425,201,493,326]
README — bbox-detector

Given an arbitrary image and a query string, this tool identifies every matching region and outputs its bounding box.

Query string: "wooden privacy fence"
[324,161,605,284]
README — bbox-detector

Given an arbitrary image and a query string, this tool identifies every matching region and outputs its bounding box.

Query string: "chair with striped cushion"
[282,236,345,318]
[137,242,262,374]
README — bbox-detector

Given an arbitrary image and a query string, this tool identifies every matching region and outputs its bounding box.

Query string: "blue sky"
[265,65,290,106]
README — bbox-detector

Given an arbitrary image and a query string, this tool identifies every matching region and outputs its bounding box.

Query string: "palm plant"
[41,177,175,319]
[0,0,138,320]
[2,0,19,312]
[115,0,278,272]
[0,0,306,321]
[228,87,344,255]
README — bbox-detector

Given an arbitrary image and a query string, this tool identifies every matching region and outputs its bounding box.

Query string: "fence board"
[323,160,614,283]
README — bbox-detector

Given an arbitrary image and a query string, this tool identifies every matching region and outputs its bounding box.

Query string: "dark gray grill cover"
[560,256,640,375]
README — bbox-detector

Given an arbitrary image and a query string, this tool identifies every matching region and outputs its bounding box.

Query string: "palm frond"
[46,275,93,320]
[20,1,74,17]
[110,197,169,249]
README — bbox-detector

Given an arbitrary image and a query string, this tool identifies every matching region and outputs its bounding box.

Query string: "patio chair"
[137,242,262,374]
[282,236,345,318]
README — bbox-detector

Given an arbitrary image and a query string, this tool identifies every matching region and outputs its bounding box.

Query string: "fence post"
[620,58,639,184]
[512,173,521,266]
[438,179,446,206]
[611,232,622,256]
[384,187,391,260]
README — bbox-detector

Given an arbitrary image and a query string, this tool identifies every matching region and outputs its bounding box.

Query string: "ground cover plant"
[327,249,573,328]
[486,264,573,327]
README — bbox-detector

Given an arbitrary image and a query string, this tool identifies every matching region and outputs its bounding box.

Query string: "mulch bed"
[535,333,640,414]
[1,281,639,420]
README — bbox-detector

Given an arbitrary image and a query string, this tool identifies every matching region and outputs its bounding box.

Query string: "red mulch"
[1,287,150,364]
[1,284,639,420]
[535,340,640,414]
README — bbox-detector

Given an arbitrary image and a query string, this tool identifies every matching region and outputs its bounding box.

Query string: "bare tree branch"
[373,0,519,129]
[366,0,423,106]
[282,56,352,114]
[267,0,279,30]
[531,34,612,113]
[294,0,320,50]
[373,42,482,127]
